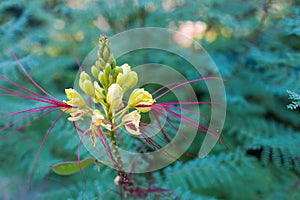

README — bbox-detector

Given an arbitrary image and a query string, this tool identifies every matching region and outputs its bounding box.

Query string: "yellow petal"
[128,88,155,112]
[106,84,124,113]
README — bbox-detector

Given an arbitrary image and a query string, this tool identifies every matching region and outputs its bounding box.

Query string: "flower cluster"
[64,35,156,148]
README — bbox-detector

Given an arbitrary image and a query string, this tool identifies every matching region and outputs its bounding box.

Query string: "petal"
[106,84,124,113]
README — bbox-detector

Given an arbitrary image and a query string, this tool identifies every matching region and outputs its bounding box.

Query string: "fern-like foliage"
[152,150,253,198]
[287,90,300,110]
[248,134,300,172]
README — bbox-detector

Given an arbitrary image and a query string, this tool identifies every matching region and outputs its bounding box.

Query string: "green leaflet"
[50,157,96,175]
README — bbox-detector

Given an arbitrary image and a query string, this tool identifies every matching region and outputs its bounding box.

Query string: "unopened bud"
[79,71,95,97]
[98,58,106,69]
[113,66,123,79]
[98,72,107,87]
[80,71,92,82]
[115,64,138,92]
[82,80,95,97]
[105,63,111,77]
[122,71,138,92]
[103,46,110,61]
[94,81,105,101]
[91,65,100,78]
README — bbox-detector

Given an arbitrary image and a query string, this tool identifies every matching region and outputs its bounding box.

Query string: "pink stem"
[97,126,117,165]
[0,105,63,121]
[164,108,218,139]
[158,101,219,105]
[0,109,57,140]
[29,111,65,189]
[78,130,88,189]
[0,88,62,105]
[151,82,179,95]
[151,108,171,144]
[154,77,223,100]
[0,73,59,103]
[9,50,60,101]
[157,104,208,116]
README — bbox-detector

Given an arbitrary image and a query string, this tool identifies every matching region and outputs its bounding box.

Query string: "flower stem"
[107,111,126,177]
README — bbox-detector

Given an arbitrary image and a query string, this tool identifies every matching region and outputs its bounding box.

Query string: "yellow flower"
[92,109,104,126]
[122,110,141,136]
[106,84,124,113]
[128,88,155,112]
[65,88,86,108]
[91,109,111,130]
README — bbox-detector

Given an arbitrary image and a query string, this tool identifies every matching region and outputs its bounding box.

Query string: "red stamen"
[0,109,57,141]
[154,77,223,100]
[9,50,60,101]
[29,111,65,189]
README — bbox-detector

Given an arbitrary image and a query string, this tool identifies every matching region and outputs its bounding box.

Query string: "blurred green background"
[0,0,300,199]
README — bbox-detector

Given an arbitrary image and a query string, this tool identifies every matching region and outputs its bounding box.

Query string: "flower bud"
[80,71,92,82]
[83,80,96,97]
[113,66,123,79]
[108,55,116,68]
[128,88,155,112]
[103,46,110,61]
[79,71,95,97]
[116,73,124,85]
[97,58,106,69]
[120,63,131,74]
[91,65,100,78]
[106,84,124,113]
[105,63,111,77]
[116,64,138,92]
[123,71,138,91]
[98,72,107,87]
[94,81,105,102]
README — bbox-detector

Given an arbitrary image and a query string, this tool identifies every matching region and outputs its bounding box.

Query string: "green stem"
[107,111,126,177]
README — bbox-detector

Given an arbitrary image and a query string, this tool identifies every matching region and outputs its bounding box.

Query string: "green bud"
[108,74,113,86]
[105,63,111,77]
[94,81,105,102]
[80,71,92,82]
[111,59,116,68]
[95,61,101,70]
[79,71,94,96]
[113,66,123,79]
[91,65,100,78]
[116,73,124,86]
[108,55,116,68]
[98,72,107,87]
[122,71,138,91]
[82,80,95,97]
[99,58,106,69]
[117,71,138,92]
[103,46,110,61]
[114,64,138,92]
